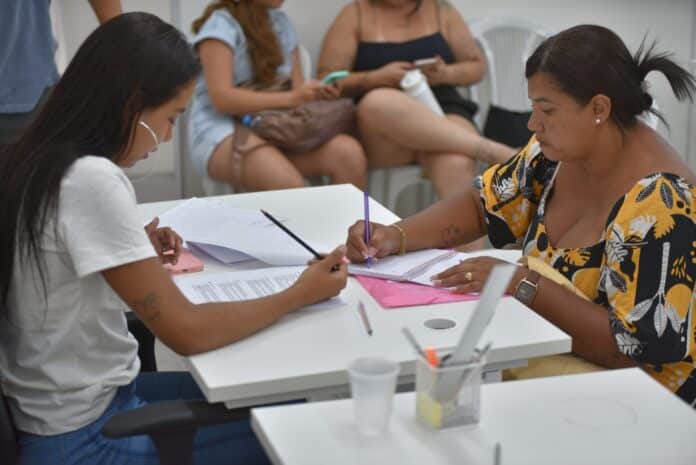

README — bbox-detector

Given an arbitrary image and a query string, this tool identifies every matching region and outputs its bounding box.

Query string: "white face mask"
[138,120,159,152]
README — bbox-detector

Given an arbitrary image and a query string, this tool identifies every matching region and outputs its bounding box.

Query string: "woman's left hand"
[431,256,522,294]
[421,55,449,86]
[145,217,183,265]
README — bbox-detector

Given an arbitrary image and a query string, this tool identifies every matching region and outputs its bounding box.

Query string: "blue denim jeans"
[16,372,270,465]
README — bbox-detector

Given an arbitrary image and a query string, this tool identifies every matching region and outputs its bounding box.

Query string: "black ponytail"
[526,25,696,129]
[635,38,695,120]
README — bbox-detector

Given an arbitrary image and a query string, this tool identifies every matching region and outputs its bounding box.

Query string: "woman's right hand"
[292,246,348,306]
[371,61,414,88]
[346,221,401,263]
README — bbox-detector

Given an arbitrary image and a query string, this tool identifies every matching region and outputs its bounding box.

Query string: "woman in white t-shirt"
[0,12,346,465]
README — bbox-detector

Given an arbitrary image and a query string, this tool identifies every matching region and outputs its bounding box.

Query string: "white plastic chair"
[468,17,550,130]
[368,166,435,216]
[638,99,660,131]
[199,44,313,196]
[298,44,312,82]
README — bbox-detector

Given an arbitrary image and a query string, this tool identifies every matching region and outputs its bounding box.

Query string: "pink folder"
[355,275,479,309]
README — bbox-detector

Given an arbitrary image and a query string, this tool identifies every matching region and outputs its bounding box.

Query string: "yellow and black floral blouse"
[480,136,696,406]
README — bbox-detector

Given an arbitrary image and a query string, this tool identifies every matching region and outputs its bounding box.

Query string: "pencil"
[261,209,322,260]
[401,327,426,358]
[357,301,373,336]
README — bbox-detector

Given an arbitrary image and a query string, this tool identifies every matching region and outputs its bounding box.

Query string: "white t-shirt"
[0,156,157,435]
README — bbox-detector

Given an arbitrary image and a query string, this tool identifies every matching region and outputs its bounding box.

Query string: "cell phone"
[321,70,349,85]
[163,248,204,274]
[413,57,438,69]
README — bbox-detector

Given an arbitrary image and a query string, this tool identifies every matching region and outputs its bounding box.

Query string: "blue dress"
[188,8,298,176]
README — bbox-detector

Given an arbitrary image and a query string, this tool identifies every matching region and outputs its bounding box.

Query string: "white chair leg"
[201,177,233,196]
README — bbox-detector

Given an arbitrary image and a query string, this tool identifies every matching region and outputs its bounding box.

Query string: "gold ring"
[464,271,473,282]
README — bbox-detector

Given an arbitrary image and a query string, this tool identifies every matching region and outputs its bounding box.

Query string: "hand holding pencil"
[293,245,348,306]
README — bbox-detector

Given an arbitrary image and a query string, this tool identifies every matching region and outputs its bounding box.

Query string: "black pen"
[261,209,322,260]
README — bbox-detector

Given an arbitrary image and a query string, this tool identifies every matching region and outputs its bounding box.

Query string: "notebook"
[348,249,456,282]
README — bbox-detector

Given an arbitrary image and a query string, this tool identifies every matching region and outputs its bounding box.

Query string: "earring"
[595,117,601,125]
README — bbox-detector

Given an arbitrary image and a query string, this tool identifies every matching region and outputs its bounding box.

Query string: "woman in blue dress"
[190,0,367,192]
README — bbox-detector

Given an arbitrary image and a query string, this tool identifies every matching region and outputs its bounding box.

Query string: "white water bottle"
[400,69,444,117]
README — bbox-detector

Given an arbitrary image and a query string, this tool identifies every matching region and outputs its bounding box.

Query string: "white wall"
[57,0,696,200]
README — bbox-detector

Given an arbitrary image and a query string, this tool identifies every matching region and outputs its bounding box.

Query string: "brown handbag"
[241,98,356,154]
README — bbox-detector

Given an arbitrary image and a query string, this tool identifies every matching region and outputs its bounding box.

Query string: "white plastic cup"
[400,69,445,116]
[347,357,400,435]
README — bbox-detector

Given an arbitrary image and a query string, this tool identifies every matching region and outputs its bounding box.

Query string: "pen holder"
[415,351,485,429]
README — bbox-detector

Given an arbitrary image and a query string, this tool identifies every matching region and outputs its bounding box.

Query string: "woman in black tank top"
[319,0,515,218]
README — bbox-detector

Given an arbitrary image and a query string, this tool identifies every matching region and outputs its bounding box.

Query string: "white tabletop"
[138,184,570,405]
[252,368,696,465]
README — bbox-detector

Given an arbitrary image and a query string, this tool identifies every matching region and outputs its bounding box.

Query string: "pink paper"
[355,275,479,309]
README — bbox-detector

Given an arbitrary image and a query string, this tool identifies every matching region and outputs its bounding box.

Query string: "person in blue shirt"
[0,0,122,145]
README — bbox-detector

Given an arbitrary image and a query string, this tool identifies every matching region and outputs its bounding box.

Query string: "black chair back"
[0,386,19,465]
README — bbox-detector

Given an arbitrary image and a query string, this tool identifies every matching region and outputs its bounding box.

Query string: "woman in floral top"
[345,25,696,406]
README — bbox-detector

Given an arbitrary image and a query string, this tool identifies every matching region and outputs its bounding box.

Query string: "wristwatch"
[513,268,541,306]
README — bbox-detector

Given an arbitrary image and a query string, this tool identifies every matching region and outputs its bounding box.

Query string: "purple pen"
[364,190,371,267]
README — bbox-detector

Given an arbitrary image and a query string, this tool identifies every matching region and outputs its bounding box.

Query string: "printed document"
[174,266,344,308]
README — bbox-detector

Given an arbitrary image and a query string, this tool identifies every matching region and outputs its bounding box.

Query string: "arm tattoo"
[130,292,162,323]
[441,224,465,247]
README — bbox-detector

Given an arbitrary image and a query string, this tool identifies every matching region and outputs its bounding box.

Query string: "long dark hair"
[192,1,283,86]
[525,24,696,128]
[0,12,201,307]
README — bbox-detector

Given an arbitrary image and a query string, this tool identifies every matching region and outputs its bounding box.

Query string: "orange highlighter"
[424,346,440,367]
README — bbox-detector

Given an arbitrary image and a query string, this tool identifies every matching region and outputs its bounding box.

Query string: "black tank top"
[354,32,456,72]
[352,2,478,122]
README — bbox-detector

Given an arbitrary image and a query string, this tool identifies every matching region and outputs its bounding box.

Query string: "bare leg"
[417,115,486,251]
[288,134,368,190]
[357,88,516,165]
[207,133,305,191]
[418,114,478,199]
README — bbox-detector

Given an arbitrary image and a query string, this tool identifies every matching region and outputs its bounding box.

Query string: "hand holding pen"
[345,221,401,264]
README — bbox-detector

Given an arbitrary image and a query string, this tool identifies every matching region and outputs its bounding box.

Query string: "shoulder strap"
[355,0,363,41]
[434,0,443,31]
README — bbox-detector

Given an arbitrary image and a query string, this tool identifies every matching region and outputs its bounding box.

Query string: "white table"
[138,184,570,407]
[252,368,696,465]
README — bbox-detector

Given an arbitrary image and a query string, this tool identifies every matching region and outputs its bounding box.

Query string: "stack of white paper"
[157,198,329,266]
